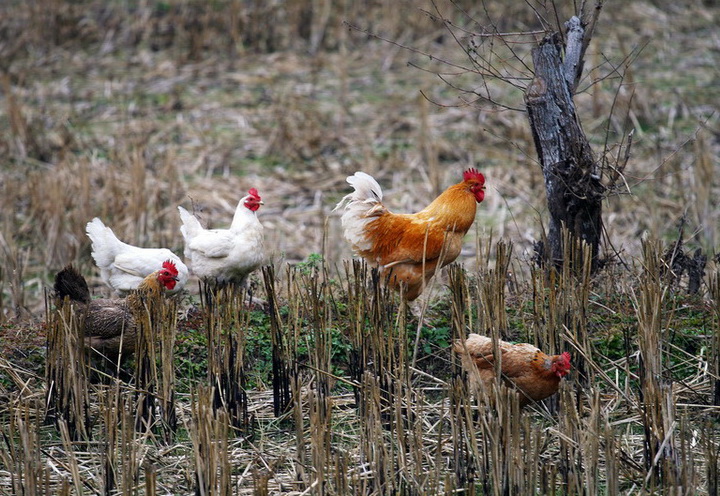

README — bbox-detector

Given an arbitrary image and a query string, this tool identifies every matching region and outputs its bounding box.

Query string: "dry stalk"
[57,419,84,494]
[295,263,334,493]
[3,397,47,494]
[344,259,370,407]
[159,296,178,443]
[332,449,350,495]
[473,382,525,495]
[709,271,720,406]
[45,295,90,441]
[190,385,231,496]
[119,391,148,495]
[0,233,31,319]
[703,421,719,495]
[290,373,307,484]
[447,263,477,491]
[133,294,160,433]
[262,265,293,417]
[358,371,393,494]
[557,383,585,494]
[308,386,332,494]
[202,283,251,433]
[447,377,479,493]
[145,462,157,496]
[561,231,593,390]
[635,240,681,489]
[97,384,121,495]
[603,411,620,496]
[252,463,273,496]
[479,242,512,387]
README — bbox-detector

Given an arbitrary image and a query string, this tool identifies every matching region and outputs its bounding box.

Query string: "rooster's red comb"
[247,188,261,200]
[559,352,571,366]
[162,260,179,275]
[463,168,485,184]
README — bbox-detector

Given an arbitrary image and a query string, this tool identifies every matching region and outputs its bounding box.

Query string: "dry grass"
[2,251,720,493]
[1,0,720,493]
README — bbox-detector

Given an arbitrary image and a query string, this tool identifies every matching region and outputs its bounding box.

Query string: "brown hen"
[454,333,571,407]
[54,262,178,360]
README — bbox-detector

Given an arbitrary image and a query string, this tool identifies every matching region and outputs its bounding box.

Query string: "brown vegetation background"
[1,0,718,318]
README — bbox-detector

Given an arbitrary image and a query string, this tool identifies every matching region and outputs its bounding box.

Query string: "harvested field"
[1,0,719,494]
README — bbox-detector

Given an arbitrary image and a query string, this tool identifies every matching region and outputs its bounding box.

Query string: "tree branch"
[563,16,584,93]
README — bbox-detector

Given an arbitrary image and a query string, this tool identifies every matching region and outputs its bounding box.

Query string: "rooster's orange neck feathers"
[417,183,479,231]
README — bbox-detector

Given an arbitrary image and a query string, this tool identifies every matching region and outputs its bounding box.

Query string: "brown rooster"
[335,169,485,300]
[453,333,571,407]
[53,261,179,361]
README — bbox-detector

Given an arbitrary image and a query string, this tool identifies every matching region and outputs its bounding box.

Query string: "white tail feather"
[178,206,204,260]
[86,217,127,269]
[177,206,202,238]
[335,172,384,253]
[345,171,383,203]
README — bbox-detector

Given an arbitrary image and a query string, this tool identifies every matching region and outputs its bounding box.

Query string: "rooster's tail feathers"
[334,172,383,212]
[335,172,386,253]
[54,265,91,304]
[346,172,383,203]
[86,218,127,269]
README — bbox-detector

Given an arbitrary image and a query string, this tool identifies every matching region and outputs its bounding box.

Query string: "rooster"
[453,334,571,407]
[53,261,179,360]
[335,169,485,300]
[177,188,265,287]
[86,217,188,295]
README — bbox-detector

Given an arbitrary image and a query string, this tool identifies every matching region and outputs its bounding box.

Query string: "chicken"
[335,169,485,300]
[53,261,179,360]
[453,334,571,406]
[177,188,264,287]
[86,217,188,295]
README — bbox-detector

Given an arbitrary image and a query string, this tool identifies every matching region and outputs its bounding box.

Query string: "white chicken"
[86,217,189,295]
[177,188,265,287]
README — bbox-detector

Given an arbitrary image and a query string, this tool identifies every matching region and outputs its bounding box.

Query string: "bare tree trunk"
[525,19,605,271]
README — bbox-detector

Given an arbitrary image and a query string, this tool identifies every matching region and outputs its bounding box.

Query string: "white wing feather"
[187,231,236,259]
